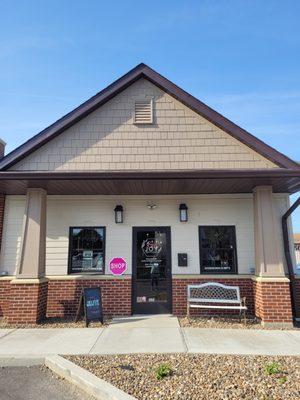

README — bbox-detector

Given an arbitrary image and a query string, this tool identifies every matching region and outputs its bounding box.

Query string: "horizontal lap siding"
[45,195,256,276]
[0,194,291,284]
[0,196,25,276]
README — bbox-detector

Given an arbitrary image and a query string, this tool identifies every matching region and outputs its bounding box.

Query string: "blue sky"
[0,0,299,230]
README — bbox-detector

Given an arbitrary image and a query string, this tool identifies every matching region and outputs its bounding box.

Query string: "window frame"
[198,225,238,275]
[68,226,106,275]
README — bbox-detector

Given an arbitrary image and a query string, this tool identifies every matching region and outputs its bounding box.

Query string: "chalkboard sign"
[75,287,103,326]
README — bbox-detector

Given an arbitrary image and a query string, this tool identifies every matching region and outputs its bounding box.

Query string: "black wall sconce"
[179,203,188,222]
[114,205,124,223]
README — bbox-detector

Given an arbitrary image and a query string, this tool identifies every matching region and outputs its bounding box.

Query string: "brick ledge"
[10,277,49,285]
[172,274,253,279]
[252,276,290,283]
[46,274,131,281]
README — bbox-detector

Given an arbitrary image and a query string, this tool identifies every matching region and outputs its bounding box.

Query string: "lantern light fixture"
[114,205,124,223]
[179,203,188,222]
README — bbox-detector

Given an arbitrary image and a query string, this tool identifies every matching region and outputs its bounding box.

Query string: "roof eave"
[0,168,299,180]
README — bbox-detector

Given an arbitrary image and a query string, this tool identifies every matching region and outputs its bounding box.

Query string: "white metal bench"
[187,282,247,322]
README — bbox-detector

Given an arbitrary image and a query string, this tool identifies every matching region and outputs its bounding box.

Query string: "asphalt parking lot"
[0,366,94,400]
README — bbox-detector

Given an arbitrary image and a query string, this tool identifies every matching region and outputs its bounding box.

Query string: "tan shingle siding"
[11,78,277,171]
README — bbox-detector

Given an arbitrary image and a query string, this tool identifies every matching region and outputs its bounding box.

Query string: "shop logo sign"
[141,238,162,257]
[109,257,127,276]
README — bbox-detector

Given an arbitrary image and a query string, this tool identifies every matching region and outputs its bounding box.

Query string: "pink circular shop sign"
[109,257,127,276]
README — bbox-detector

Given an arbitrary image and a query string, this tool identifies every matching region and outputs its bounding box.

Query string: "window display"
[68,227,105,274]
[199,226,237,274]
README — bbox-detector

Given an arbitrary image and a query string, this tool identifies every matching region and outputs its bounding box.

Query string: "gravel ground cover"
[179,316,300,330]
[0,317,109,329]
[67,354,300,400]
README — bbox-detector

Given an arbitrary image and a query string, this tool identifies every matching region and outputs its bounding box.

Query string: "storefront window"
[199,226,237,274]
[68,227,105,274]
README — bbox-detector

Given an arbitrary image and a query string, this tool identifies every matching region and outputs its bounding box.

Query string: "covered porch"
[0,168,299,327]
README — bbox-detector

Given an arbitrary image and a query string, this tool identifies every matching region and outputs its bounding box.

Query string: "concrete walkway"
[0,315,299,357]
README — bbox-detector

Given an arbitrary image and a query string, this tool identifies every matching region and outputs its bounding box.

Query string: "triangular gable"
[1,63,298,171]
[10,78,278,171]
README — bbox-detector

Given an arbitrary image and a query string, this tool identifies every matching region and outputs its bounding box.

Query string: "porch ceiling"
[0,169,299,195]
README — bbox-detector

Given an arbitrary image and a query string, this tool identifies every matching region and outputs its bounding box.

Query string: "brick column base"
[0,278,11,317]
[253,278,293,328]
[294,278,300,318]
[8,279,48,324]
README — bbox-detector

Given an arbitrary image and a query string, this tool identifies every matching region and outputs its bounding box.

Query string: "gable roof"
[1,63,299,170]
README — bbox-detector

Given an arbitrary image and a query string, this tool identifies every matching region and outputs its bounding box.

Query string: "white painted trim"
[0,275,14,281]
[10,277,49,285]
[252,276,290,283]
[173,274,253,279]
[46,274,131,280]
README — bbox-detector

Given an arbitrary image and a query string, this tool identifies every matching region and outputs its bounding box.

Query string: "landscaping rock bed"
[0,317,109,329]
[67,354,300,400]
[179,316,300,330]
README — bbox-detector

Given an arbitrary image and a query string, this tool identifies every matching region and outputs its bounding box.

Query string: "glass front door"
[132,227,172,314]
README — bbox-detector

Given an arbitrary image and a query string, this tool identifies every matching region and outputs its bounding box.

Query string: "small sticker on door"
[137,296,147,303]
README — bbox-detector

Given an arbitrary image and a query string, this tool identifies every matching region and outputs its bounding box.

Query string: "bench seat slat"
[187,299,240,304]
[190,304,247,310]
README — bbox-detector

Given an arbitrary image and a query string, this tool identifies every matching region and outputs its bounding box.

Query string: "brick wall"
[0,279,10,317]
[0,276,296,324]
[253,280,293,324]
[172,278,254,317]
[295,279,300,317]
[7,281,48,324]
[46,278,132,318]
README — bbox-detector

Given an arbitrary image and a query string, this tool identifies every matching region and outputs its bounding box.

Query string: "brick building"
[0,64,299,326]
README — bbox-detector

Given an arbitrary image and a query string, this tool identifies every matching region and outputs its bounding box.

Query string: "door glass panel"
[136,230,168,304]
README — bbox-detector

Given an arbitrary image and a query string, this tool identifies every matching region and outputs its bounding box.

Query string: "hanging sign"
[109,257,127,276]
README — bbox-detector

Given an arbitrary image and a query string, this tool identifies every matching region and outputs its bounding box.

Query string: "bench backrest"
[187,282,241,304]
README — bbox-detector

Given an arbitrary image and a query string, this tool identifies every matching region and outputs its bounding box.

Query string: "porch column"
[9,188,48,324]
[17,188,47,278]
[253,186,285,277]
[252,186,293,327]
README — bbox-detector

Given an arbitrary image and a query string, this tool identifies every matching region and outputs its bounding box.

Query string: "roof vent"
[134,99,153,124]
